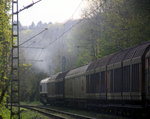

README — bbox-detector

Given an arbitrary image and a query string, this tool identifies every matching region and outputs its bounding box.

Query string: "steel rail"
[21,105,66,119]
[20,105,97,119]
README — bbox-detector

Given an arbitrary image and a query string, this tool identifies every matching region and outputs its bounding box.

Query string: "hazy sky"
[19,0,86,26]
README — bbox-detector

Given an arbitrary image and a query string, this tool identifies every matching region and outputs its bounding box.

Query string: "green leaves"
[0,1,11,118]
[69,0,150,66]
[81,0,150,57]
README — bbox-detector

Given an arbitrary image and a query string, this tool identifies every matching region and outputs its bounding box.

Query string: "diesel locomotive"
[40,41,150,110]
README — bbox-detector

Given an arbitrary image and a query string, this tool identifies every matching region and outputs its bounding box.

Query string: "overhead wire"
[18,1,47,63]
[45,0,84,48]
[35,48,44,60]
[61,0,84,50]
[33,0,85,63]
[15,0,43,14]
[19,28,48,46]
[25,27,49,47]
[19,28,48,62]
[20,46,44,49]
[24,31,47,63]
[21,0,85,63]
[27,0,84,49]
[45,19,84,48]
[70,0,84,19]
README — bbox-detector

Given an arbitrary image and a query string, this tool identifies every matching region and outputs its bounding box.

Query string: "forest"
[0,0,150,118]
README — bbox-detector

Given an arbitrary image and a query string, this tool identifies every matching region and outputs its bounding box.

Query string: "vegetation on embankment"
[20,108,49,119]
[0,0,11,118]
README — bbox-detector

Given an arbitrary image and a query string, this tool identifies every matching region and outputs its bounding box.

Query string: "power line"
[20,0,85,63]
[21,0,84,49]
[61,0,84,50]
[20,28,47,63]
[35,48,44,60]
[45,0,84,48]
[16,0,43,14]
[20,59,43,62]
[20,46,44,49]
[70,0,84,19]
[45,19,84,48]
[22,27,49,48]
[24,40,36,47]
[18,1,46,64]
[19,28,48,46]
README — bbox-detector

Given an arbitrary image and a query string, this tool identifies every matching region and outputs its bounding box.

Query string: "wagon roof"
[124,41,150,60]
[87,41,150,71]
[66,65,88,78]
[108,49,130,65]
[56,70,69,79]
[86,54,113,71]
[49,72,61,80]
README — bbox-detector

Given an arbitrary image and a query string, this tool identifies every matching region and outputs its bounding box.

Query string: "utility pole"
[11,0,20,119]
[10,0,43,118]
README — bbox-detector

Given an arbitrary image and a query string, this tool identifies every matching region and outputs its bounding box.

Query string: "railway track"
[11,104,149,118]
[20,105,97,119]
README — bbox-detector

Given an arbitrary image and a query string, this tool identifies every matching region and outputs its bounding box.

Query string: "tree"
[29,22,36,29]
[64,0,150,67]
[19,65,48,102]
[0,0,11,118]
[81,0,150,57]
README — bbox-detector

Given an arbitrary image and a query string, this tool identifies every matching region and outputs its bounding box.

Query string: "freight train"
[40,41,150,111]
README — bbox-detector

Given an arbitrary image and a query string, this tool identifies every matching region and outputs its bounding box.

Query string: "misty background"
[19,20,82,75]
[19,0,150,102]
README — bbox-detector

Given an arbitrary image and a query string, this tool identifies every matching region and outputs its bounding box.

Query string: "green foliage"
[0,0,11,118]
[0,106,10,119]
[20,109,49,119]
[100,0,150,51]
[21,101,42,106]
[0,94,10,119]
[72,0,150,65]
[19,66,48,102]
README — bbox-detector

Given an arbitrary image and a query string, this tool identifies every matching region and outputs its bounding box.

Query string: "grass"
[20,101,42,106]
[20,108,49,119]
[20,101,50,118]
[0,101,47,119]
